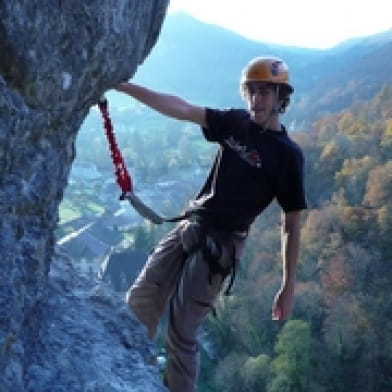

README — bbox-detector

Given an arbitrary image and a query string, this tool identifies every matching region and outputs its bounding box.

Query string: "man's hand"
[272,281,295,321]
[272,210,301,321]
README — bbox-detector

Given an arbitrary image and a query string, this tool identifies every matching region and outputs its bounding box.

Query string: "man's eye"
[249,87,268,96]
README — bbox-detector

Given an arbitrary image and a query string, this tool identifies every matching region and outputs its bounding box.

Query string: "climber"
[114,56,307,392]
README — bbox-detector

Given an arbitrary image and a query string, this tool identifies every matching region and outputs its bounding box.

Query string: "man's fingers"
[272,303,281,321]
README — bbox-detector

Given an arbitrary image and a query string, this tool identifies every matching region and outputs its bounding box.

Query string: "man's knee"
[126,288,159,339]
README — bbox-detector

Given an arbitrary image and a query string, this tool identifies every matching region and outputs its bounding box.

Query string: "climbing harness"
[181,222,239,297]
[97,96,189,224]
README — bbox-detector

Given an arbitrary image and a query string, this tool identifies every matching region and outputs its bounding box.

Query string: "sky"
[168,0,392,49]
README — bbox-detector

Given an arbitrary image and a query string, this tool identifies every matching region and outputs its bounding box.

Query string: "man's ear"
[273,101,282,114]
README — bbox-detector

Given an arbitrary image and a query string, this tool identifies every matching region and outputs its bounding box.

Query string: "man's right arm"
[115,82,207,128]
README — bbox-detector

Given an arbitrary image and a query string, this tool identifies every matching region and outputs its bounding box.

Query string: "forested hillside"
[196,84,392,392]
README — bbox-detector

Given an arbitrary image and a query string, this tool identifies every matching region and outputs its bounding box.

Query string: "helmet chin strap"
[273,84,281,114]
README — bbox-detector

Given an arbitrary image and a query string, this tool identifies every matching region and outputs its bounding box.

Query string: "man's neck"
[254,116,282,131]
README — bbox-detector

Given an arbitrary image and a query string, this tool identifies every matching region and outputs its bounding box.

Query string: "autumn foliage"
[200,84,392,392]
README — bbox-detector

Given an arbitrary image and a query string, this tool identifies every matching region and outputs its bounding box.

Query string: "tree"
[380,118,392,157]
[335,155,377,205]
[268,320,312,392]
[377,203,392,258]
[239,354,271,392]
[292,282,324,329]
[363,161,392,208]
[133,223,156,251]
[213,352,247,392]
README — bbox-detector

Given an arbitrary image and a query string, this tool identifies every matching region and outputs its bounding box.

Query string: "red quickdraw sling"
[97,97,133,197]
[97,96,189,224]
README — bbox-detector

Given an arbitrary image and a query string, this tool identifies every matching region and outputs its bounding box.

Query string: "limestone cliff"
[0,1,169,391]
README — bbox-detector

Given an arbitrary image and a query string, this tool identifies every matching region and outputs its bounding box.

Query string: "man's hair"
[278,84,292,113]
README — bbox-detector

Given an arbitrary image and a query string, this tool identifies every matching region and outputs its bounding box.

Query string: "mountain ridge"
[128,12,392,127]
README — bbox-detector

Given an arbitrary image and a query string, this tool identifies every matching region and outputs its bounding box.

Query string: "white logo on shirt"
[224,137,262,168]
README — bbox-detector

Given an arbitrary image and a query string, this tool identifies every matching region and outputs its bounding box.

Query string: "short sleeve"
[276,149,307,212]
[202,108,247,142]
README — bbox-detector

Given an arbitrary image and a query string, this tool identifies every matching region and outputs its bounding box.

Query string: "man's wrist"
[282,276,296,288]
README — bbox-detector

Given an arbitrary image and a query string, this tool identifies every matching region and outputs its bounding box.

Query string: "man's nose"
[251,91,263,102]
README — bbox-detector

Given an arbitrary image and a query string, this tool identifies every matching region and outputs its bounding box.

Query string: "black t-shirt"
[188,108,307,231]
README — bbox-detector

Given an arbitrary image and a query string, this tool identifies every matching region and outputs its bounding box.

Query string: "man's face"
[245,82,278,124]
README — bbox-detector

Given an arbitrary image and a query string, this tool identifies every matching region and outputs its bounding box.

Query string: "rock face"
[0,1,169,391]
[24,253,165,392]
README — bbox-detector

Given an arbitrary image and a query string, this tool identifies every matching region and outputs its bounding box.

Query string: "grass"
[59,204,82,224]
[85,201,105,215]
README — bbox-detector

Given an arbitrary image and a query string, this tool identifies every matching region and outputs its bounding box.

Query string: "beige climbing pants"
[126,219,246,392]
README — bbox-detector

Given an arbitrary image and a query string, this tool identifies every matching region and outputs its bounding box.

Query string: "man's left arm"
[272,210,302,321]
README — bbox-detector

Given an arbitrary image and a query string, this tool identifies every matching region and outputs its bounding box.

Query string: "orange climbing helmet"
[240,56,294,94]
